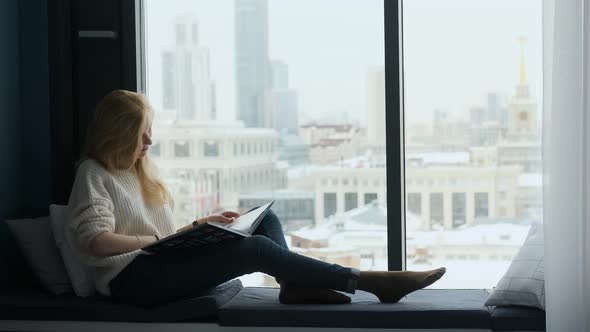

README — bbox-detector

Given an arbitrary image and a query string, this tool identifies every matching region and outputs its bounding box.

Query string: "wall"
[0,0,51,221]
[0,0,23,220]
[18,0,51,217]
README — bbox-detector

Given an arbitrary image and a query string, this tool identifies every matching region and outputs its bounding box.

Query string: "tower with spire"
[507,36,538,140]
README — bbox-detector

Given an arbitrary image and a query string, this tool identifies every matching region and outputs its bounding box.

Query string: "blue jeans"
[110,210,359,306]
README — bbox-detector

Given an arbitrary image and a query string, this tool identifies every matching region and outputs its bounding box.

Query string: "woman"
[66,90,446,306]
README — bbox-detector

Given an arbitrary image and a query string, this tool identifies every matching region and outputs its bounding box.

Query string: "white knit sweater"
[65,159,175,296]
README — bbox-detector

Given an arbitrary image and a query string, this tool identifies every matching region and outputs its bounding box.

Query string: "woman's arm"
[90,231,158,257]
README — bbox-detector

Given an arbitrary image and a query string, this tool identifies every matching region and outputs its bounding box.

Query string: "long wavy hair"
[80,90,171,207]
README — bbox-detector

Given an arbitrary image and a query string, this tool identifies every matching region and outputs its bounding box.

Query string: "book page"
[209,201,273,234]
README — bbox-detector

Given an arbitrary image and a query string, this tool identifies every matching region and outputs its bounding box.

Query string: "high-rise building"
[486,92,507,127]
[162,15,215,122]
[268,60,298,134]
[366,67,385,144]
[269,90,298,133]
[235,0,270,128]
[469,93,507,127]
[433,110,469,145]
[270,60,288,90]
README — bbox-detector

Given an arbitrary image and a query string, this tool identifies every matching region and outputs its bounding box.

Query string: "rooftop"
[287,201,532,249]
[239,189,315,200]
[406,152,470,165]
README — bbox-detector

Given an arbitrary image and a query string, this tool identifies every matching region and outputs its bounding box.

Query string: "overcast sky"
[145,0,542,126]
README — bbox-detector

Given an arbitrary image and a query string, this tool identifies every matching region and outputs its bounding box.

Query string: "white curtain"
[542,0,590,330]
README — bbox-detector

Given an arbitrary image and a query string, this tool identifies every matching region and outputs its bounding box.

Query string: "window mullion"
[384,0,405,271]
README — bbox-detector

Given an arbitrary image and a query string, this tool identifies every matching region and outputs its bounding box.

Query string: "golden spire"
[518,35,527,84]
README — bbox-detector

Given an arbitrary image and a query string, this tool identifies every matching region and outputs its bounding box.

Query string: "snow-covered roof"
[406,152,470,165]
[329,231,387,244]
[153,121,277,137]
[287,154,387,179]
[291,246,359,253]
[279,134,307,146]
[239,189,314,200]
[286,164,340,179]
[409,223,530,247]
[288,201,530,250]
[338,201,387,225]
[498,141,541,148]
[290,227,332,241]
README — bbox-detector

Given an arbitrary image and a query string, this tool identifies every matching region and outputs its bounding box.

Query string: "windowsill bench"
[0,282,545,332]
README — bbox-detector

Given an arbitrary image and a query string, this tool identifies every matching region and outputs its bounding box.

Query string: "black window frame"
[384,0,405,271]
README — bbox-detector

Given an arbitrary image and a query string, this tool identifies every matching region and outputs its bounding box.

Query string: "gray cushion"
[0,279,242,322]
[220,288,493,329]
[491,306,546,331]
[5,217,72,295]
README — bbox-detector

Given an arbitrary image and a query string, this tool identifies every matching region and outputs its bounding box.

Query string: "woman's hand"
[196,211,241,225]
[220,211,240,219]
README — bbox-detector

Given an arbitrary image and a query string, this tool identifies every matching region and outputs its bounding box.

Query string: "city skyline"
[146,0,541,127]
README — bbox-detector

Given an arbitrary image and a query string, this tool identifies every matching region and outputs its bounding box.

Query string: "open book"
[141,201,275,254]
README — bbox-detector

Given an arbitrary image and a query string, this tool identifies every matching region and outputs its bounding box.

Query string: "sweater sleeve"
[67,161,116,255]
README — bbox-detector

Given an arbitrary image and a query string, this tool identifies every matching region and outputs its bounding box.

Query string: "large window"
[144,0,385,287]
[143,0,542,290]
[407,193,421,215]
[429,193,444,228]
[323,193,337,218]
[344,192,358,211]
[452,193,466,227]
[403,0,543,288]
[174,141,190,157]
[203,141,220,157]
[474,192,489,218]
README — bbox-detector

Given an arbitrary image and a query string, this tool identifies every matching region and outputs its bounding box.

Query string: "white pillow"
[49,204,95,297]
[485,222,545,310]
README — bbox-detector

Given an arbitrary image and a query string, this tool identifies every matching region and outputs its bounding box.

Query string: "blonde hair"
[81,90,171,207]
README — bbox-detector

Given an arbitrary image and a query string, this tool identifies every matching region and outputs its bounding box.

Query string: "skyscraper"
[270,60,288,90]
[162,15,215,122]
[486,92,506,126]
[268,60,298,134]
[235,0,270,128]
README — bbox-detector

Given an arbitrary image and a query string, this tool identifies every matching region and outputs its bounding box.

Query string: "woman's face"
[138,114,153,160]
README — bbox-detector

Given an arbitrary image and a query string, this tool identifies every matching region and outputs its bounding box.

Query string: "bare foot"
[279,286,351,304]
[358,267,446,303]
